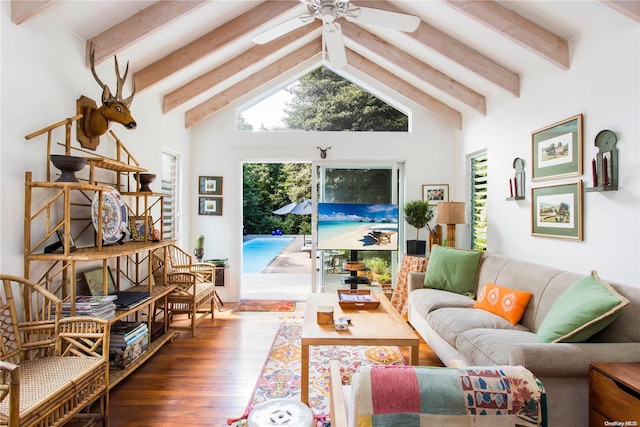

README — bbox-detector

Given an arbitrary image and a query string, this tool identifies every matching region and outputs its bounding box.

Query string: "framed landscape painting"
[422,184,449,205]
[531,114,583,181]
[199,196,223,216]
[531,180,583,240]
[199,176,223,195]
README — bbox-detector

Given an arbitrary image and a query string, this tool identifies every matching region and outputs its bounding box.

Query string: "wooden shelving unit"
[23,116,177,390]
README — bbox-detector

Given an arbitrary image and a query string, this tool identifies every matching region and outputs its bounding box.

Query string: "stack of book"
[109,322,149,369]
[62,295,117,320]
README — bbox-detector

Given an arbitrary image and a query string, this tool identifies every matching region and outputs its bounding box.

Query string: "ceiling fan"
[252,0,421,68]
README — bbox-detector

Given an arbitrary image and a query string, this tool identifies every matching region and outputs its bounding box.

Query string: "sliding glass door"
[311,162,404,293]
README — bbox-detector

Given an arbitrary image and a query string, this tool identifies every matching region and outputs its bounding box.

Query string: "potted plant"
[402,200,434,255]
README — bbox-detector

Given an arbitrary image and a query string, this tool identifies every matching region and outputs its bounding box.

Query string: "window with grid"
[470,152,487,250]
[161,151,178,240]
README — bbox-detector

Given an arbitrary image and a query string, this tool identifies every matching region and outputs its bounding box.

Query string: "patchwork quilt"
[351,365,546,427]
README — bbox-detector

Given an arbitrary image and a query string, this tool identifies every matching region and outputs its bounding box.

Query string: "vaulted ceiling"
[12,0,639,129]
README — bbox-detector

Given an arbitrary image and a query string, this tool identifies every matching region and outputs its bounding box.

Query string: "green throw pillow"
[535,270,629,343]
[423,245,482,296]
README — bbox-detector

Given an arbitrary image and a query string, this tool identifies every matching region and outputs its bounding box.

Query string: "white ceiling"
[17,0,638,128]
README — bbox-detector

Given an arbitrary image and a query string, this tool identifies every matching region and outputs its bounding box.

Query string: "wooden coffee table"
[301,292,419,405]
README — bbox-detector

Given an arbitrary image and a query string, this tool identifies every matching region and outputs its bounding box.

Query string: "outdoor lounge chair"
[368,230,393,245]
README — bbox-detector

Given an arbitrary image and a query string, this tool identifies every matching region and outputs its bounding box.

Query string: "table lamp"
[436,202,466,247]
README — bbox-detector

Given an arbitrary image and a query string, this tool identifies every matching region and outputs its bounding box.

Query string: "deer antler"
[89,43,106,90]
[114,56,136,108]
[89,43,135,108]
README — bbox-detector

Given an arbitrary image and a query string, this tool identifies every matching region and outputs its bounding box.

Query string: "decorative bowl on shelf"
[135,173,156,192]
[49,155,87,182]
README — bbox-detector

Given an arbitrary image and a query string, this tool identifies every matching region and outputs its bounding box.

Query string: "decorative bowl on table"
[49,155,87,182]
[135,173,156,192]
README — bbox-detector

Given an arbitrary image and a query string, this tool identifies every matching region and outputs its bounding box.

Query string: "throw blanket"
[352,365,546,427]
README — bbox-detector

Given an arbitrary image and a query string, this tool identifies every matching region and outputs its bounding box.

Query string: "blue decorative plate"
[91,187,128,243]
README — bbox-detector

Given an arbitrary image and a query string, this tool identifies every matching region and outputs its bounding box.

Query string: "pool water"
[243,236,293,273]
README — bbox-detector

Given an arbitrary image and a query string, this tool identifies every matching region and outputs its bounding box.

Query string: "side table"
[589,362,640,426]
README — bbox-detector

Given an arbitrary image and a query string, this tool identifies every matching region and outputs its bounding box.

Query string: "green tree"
[243,163,312,235]
[237,113,253,131]
[282,67,408,131]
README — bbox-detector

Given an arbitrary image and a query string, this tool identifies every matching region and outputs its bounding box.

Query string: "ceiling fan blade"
[345,6,420,32]
[324,22,347,68]
[252,15,315,44]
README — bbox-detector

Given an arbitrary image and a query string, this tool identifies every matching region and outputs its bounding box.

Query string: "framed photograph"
[199,196,223,216]
[532,114,583,181]
[83,266,116,296]
[129,216,153,241]
[199,176,223,195]
[422,184,449,205]
[531,180,583,240]
[55,230,76,252]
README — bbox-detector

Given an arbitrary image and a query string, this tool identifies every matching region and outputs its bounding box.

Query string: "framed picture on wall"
[531,180,583,240]
[199,176,223,195]
[422,184,449,205]
[532,114,583,181]
[199,196,223,216]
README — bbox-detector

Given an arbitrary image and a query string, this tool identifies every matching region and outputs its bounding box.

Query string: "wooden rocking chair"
[151,245,220,336]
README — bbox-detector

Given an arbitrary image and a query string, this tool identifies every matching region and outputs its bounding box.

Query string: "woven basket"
[343,261,365,271]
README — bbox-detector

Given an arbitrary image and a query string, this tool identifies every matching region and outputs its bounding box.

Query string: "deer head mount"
[76,45,137,149]
[317,146,332,159]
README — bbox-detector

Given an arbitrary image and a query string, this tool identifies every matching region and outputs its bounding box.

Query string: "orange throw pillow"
[474,283,532,325]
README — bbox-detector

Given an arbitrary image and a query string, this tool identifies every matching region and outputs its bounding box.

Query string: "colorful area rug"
[235,300,296,312]
[228,317,406,426]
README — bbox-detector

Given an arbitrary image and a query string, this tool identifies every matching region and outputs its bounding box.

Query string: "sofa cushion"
[474,283,532,325]
[408,288,475,319]
[423,245,482,296]
[455,328,537,366]
[427,307,528,348]
[535,270,629,343]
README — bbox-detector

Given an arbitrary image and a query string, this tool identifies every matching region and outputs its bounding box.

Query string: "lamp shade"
[436,202,466,224]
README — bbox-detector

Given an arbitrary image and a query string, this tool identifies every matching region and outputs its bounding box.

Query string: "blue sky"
[318,203,398,222]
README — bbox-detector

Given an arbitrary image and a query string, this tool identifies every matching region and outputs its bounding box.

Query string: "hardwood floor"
[108,303,443,426]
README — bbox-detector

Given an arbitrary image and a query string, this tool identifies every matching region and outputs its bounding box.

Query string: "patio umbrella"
[273,199,313,243]
[272,198,312,215]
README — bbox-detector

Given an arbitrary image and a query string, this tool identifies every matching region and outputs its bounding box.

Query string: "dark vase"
[406,240,426,256]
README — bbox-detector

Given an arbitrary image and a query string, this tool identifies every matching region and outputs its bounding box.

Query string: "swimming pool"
[243,236,293,273]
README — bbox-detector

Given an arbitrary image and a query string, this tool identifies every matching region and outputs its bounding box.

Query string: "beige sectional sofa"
[407,251,640,427]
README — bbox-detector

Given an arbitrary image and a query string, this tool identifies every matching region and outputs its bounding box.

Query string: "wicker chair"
[0,274,109,427]
[151,245,218,336]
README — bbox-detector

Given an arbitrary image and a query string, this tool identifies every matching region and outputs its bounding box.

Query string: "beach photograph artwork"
[317,203,398,250]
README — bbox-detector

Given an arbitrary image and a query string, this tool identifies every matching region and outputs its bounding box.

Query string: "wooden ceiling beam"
[11,0,57,24]
[185,40,322,128]
[601,0,640,22]
[164,22,322,113]
[134,1,298,93]
[87,1,208,66]
[341,21,486,115]
[346,51,462,129]
[357,1,520,97]
[444,0,570,69]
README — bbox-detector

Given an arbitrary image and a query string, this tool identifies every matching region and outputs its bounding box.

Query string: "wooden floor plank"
[107,303,443,426]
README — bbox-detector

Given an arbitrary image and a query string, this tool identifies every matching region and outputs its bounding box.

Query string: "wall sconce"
[436,202,466,247]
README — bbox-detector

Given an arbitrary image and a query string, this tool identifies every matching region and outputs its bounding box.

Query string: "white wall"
[190,60,456,301]
[0,5,192,277]
[456,15,640,286]
[2,2,638,298]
